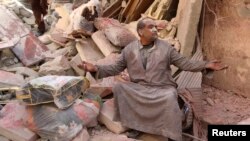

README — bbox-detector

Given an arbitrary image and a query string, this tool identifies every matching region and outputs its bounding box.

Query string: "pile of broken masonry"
[0,0,204,141]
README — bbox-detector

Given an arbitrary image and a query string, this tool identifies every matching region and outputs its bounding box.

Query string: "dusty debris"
[75,38,104,62]
[70,54,86,76]
[0,101,38,141]
[46,42,62,51]
[38,34,52,45]
[38,55,72,76]
[0,5,49,66]
[0,70,25,88]
[43,47,70,60]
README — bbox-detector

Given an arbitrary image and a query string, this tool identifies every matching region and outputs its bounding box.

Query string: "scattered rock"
[19,7,32,18]
[22,16,35,25]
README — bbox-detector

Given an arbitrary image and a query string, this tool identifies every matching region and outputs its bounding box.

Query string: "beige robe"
[95,39,206,141]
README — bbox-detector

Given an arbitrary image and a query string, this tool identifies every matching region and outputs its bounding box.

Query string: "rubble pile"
[0,0,227,141]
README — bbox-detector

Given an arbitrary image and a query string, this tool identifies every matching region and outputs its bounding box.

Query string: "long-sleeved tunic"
[96,39,206,141]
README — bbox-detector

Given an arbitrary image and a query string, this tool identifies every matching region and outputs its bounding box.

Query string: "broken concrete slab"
[0,6,48,66]
[0,101,38,141]
[98,98,128,134]
[6,67,39,79]
[76,38,104,62]
[176,0,203,57]
[0,126,38,141]
[0,70,25,88]
[11,32,49,66]
[91,31,119,56]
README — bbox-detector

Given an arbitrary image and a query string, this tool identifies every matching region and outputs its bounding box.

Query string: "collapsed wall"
[202,0,250,97]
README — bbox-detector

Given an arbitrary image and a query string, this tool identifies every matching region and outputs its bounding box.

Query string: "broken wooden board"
[123,0,140,23]
[76,38,104,62]
[102,0,123,18]
[119,0,133,22]
[91,31,119,56]
[131,0,154,21]
[0,6,48,66]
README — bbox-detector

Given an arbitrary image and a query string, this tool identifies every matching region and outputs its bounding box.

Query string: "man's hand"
[77,61,98,72]
[205,60,228,71]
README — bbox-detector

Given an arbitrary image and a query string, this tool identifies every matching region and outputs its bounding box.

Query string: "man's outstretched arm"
[78,51,127,79]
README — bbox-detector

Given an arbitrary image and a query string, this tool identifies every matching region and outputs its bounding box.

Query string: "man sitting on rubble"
[78,17,228,141]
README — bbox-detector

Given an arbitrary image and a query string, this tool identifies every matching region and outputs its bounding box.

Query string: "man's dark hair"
[136,17,154,36]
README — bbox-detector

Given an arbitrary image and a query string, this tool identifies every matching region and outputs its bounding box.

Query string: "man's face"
[140,19,158,42]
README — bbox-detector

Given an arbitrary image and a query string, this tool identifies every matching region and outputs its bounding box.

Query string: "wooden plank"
[75,38,104,62]
[124,0,140,23]
[103,0,123,17]
[129,0,154,21]
[120,0,133,21]
[107,5,122,18]
[91,31,119,56]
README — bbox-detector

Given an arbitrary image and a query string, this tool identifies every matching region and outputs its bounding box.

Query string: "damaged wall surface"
[202,0,250,97]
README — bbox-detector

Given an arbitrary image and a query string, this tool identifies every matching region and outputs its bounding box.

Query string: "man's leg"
[30,0,47,34]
